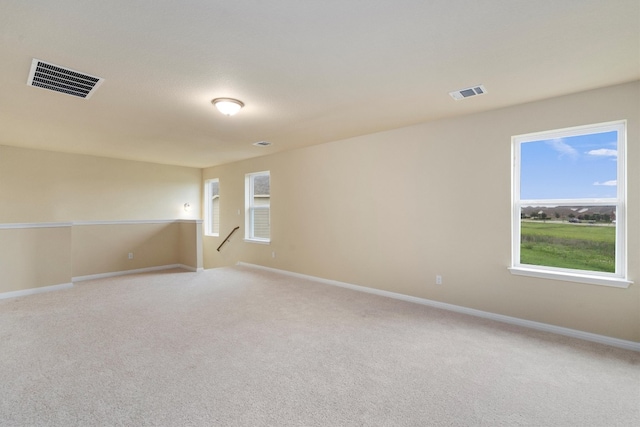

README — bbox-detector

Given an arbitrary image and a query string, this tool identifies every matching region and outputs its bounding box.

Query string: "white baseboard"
[1,266,204,300]
[73,264,200,282]
[180,265,204,273]
[0,282,74,300]
[237,262,640,352]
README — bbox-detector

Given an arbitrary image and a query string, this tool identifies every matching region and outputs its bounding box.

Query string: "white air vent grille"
[449,84,487,100]
[253,141,272,147]
[27,59,103,99]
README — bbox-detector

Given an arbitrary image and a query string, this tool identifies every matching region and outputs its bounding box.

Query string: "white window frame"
[509,120,631,288]
[204,178,220,237]
[245,171,270,244]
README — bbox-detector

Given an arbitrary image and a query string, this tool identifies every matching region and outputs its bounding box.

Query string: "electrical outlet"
[436,275,442,285]
[128,252,134,260]
[272,251,276,258]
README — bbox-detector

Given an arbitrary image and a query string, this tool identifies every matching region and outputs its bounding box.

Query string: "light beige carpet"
[0,265,638,426]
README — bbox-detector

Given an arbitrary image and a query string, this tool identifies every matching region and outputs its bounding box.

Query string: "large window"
[510,121,629,287]
[245,171,270,243]
[204,178,220,236]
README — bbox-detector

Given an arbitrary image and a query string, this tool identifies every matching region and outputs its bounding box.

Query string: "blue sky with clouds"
[520,130,618,200]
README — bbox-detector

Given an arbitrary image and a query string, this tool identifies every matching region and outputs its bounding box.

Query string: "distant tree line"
[522,211,612,223]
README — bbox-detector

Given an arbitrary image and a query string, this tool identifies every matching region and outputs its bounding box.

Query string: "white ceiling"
[1,1,638,168]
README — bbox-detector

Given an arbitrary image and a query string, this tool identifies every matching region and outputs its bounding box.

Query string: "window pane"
[253,174,270,197]
[520,206,616,272]
[210,181,219,234]
[210,181,219,198]
[520,131,618,200]
[245,171,270,241]
[251,208,270,239]
[212,197,219,234]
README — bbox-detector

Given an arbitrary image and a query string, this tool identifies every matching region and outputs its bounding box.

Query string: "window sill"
[244,238,270,245]
[508,266,632,288]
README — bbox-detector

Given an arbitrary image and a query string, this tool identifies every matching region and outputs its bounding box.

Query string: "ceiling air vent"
[27,59,104,99]
[449,84,487,100]
[253,141,272,147]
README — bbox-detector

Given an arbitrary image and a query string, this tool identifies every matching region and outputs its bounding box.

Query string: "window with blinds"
[204,179,220,236]
[245,171,270,242]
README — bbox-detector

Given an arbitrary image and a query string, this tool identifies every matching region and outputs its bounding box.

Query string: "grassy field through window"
[520,221,615,273]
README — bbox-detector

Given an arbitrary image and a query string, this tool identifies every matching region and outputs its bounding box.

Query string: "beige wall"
[72,222,178,278]
[203,81,639,342]
[178,220,203,270]
[0,226,72,292]
[0,146,201,223]
[0,147,202,292]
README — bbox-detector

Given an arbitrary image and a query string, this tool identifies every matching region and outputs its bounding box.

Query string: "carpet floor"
[0,265,638,426]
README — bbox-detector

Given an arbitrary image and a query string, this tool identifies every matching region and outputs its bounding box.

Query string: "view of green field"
[520,221,615,273]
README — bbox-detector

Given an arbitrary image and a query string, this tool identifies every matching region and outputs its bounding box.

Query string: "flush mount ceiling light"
[211,98,244,116]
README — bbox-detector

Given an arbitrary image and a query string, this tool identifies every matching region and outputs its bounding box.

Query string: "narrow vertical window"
[510,121,629,287]
[204,179,220,236]
[245,171,270,242]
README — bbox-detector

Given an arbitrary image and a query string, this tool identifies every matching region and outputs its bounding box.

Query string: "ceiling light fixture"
[211,98,244,116]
